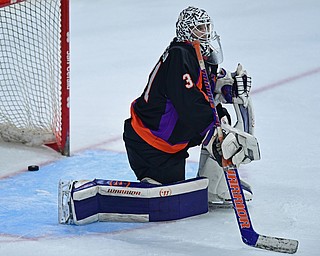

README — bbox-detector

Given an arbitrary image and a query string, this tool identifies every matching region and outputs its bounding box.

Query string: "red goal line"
[252,67,320,95]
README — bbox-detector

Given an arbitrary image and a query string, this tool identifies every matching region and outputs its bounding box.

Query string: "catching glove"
[214,68,234,104]
[213,63,252,107]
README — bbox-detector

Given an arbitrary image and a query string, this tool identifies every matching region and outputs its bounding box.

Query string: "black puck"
[28,165,39,171]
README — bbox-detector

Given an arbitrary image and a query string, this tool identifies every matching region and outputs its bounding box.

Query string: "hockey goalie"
[59,6,260,225]
[122,6,260,205]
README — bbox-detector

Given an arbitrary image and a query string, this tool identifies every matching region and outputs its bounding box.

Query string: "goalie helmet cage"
[0,0,70,156]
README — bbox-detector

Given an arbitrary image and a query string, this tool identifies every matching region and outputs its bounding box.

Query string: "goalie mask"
[176,6,223,64]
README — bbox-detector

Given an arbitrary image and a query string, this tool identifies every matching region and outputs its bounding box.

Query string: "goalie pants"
[123,118,188,184]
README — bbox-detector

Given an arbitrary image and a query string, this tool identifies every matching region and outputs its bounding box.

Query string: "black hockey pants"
[123,118,188,184]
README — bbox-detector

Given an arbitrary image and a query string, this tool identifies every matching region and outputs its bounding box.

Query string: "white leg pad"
[198,148,253,203]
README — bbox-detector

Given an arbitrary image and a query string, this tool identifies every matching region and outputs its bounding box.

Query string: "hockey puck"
[28,165,39,171]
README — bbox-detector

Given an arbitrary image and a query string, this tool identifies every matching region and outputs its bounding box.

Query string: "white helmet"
[176,6,223,64]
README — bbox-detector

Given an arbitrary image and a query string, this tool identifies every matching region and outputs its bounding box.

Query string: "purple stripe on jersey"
[150,99,178,141]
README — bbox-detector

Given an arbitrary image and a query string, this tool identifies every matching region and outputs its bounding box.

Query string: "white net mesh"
[0,0,62,146]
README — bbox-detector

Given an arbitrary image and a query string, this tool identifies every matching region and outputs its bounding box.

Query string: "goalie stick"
[192,40,298,254]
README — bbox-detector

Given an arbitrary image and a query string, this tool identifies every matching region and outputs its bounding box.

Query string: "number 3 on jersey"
[183,73,194,88]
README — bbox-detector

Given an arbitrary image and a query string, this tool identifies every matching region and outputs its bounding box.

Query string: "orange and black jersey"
[130,39,217,154]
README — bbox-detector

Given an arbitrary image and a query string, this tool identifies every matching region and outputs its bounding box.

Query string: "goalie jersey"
[129,39,218,154]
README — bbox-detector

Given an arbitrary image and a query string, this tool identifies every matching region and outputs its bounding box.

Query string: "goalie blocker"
[59,177,209,225]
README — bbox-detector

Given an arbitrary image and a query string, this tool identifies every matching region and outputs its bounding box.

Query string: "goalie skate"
[58,180,74,224]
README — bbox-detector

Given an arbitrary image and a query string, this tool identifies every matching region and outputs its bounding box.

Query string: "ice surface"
[1,0,320,255]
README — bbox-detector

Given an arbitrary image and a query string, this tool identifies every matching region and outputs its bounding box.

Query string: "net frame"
[0,0,70,156]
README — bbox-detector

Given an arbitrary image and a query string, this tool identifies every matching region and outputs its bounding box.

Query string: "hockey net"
[0,0,70,155]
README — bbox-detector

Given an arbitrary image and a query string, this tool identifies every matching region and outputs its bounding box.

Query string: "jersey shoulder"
[168,41,195,58]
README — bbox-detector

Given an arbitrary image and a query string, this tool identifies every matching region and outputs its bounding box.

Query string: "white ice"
[1,0,320,255]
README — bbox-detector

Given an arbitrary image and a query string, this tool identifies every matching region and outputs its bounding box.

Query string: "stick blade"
[255,235,299,254]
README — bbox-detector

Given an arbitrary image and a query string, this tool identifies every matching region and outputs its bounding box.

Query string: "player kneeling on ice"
[58,6,260,225]
[123,6,260,203]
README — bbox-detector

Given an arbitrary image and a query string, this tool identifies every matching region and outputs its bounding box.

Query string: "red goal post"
[0,0,70,156]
